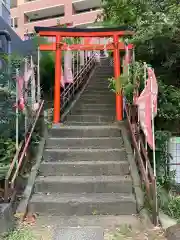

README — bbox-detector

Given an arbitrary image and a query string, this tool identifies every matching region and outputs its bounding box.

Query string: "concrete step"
[72,106,115,111]
[84,88,111,92]
[63,122,116,126]
[73,104,115,110]
[34,175,132,194]
[47,137,123,149]
[90,76,111,79]
[53,227,104,240]
[93,73,113,76]
[64,122,116,125]
[70,109,115,116]
[92,72,112,75]
[93,69,112,72]
[28,215,141,229]
[72,108,115,113]
[65,115,116,123]
[50,125,121,138]
[87,81,110,84]
[44,148,127,162]
[29,193,136,216]
[94,69,113,73]
[81,93,114,98]
[88,80,111,84]
[85,88,110,91]
[84,88,110,92]
[77,99,115,104]
[39,161,129,176]
[80,94,114,99]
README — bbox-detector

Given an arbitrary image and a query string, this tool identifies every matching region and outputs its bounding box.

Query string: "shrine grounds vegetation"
[101,0,180,221]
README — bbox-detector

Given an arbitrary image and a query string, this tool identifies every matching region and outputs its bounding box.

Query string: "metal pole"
[24,58,28,145]
[15,69,19,151]
[73,51,75,77]
[31,56,36,108]
[76,50,79,76]
[150,69,158,225]
[7,40,11,90]
[37,47,41,102]
[144,62,148,173]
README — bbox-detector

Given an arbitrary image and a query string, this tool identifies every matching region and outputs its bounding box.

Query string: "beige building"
[10,0,102,39]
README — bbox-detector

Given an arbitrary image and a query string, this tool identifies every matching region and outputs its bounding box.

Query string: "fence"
[124,103,158,225]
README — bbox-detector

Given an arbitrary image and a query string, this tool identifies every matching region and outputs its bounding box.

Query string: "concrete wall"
[0,0,10,25]
[0,16,35,56]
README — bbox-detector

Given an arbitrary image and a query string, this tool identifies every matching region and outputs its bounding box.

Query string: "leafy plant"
[0,138,16,180]
[108,61,144,103]
[5,226,36,240]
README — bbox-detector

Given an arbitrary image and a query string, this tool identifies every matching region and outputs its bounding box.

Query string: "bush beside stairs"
[28,59,141,232]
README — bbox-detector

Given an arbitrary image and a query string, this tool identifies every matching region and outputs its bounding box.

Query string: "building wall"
[0,0,11,25]
[0,16,35,56]
[10,0,102,39]
[0,0,11,70]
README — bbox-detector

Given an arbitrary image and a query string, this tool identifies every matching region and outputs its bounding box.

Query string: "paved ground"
[16,215,167,240]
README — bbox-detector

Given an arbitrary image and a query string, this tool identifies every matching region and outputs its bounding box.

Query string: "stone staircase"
[29,59,138,229]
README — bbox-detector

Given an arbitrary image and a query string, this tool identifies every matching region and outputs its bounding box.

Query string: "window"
[11,17,18,28]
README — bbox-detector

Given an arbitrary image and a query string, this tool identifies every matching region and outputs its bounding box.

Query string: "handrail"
[4,100,44,202]
[61,54,96,113]
[124,103,158,225]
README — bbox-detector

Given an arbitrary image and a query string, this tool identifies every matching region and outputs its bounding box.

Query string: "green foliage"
[0,53,23,179]
[0,52,40,181]
[101,0,150,26]
[40,51,55,93]
[102,0,180,220]
[102,0,180,82]
[5,227,36,240]
[158,81,180,121]
[157,184,180,221]
[34,34,80,95]
[108,61,144,103]
[0,138,15,180]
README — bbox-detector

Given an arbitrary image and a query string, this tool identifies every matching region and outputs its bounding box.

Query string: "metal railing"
[61,52,96,113]
[124,103,158,225]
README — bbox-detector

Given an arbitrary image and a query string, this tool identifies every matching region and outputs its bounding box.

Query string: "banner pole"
[150,69,156,177]
[144,62,148,173]
[150,68,158,225]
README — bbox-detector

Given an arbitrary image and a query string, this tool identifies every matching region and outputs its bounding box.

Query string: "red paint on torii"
[34,26,134,124]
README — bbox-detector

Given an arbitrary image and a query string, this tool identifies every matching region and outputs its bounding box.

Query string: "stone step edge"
[30,192,136,203]
[35,175,131,183]
[44,148,126,152]
[40,160,128,166]
[52,124,120,130]
[48,137,123,140]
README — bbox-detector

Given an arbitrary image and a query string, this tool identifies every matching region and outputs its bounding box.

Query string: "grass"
[5,227,36,240]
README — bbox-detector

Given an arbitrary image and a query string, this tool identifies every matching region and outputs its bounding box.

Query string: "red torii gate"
[34,26,134,124]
